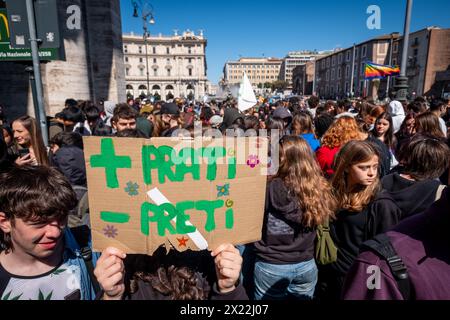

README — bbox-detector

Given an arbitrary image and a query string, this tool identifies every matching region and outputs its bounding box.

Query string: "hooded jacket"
[388,101,406,134]
[343,187,450,300]
[366,173,441,238]
[220,108,243,131]
[253,178,316,264]
[52,146,87,187]
[103,101,116,127]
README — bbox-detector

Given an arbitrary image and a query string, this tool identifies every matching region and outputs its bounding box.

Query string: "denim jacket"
[63,229,99,300]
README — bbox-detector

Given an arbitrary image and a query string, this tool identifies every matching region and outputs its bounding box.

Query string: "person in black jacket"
[317,140,381,300]
[253,136,337,300]
[93,243,247,300]
[365,134,450,238]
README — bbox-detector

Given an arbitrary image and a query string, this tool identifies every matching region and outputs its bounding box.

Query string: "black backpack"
[360,233,412,300]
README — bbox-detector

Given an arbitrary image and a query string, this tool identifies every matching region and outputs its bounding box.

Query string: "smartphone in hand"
[18,148,30,157]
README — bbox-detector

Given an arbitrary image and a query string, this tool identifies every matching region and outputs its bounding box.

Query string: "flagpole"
[350,43,356,97]
[394,0,413,102]
[386,33,397,100]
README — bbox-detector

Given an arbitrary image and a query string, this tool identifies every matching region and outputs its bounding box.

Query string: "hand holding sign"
[211,243,243,294]
[94,247,126,300]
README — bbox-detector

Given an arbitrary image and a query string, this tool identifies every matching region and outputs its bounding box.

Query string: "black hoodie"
[220,108,244,131]
[253,178,315,264]
[366,173,441,238]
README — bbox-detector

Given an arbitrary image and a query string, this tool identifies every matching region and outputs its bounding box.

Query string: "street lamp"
[394,0,413,102]
[132,0,155,98]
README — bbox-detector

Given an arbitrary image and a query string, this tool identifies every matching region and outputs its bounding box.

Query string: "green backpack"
[315,218,338,265]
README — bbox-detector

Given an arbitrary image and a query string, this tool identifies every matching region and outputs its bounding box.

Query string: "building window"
[338,67,342,79]
[413,48,418,56]
[326,58,330,68]
[345,82,349,93]
[362,45,367,57]
[167,69,171,76]
[139,58,143,63]
[361,62,365,76]
[331,69,335,80]
[188,68,192,76]
[124,45,128,53]
[153,68,157,76]
[326,70,330,81]
[393,42,399,53]
[167,58,170,63]
[346,51,351,62]
[140,68,144,76]
[332,56,336,66]
[355,47,359,59]
[322,60,325,69]
[338,54,343,64]
[166,47,170,54]
[345,65,350,78]
[153,58,157,63]
[153,47,156,54]
[189,58,192,63]
[188,47,192,54]
[125,57,128,62]
[139,46,142,54]
[126,68,129,76]
[392,58,398,66]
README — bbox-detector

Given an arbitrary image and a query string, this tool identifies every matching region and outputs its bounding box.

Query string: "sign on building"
[0,1,61,61]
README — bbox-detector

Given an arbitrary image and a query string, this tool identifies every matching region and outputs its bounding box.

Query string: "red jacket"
[316,146,339,179]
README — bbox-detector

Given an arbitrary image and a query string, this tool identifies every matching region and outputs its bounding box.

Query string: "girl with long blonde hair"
[253,136,337,300]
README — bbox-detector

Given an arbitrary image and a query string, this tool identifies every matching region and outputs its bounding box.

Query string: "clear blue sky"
[120,0,450,85]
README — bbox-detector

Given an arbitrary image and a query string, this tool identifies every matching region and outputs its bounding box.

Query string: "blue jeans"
[236,244,256,300]
[253,258,318,300]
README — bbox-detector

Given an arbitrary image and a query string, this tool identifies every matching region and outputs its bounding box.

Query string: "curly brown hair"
[321,116,364,149]
[130,266,207,300]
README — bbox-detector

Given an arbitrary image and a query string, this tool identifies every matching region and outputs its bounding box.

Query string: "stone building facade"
[280,51,328,89]
[314,34,401,100]
[122,30,209,101]
[292,61,316,95]
[405,27,450,97]
[223,57,283,89]
[313,27,450,100]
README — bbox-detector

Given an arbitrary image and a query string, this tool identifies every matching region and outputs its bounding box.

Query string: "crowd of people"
[0,94,449,300]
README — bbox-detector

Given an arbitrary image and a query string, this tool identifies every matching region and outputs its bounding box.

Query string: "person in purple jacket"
[342,186,450,300]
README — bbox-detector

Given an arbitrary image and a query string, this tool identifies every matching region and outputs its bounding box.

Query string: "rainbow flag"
[364,62,400,80]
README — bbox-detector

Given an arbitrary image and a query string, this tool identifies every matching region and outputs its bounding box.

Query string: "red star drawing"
[177,237,189,247]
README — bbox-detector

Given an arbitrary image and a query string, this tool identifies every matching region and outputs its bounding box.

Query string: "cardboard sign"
[83,136,268,255]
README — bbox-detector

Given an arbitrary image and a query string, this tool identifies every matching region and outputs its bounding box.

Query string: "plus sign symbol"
[90,138,132,188]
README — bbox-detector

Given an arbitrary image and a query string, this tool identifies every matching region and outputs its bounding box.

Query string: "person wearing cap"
[160,102,182,137]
